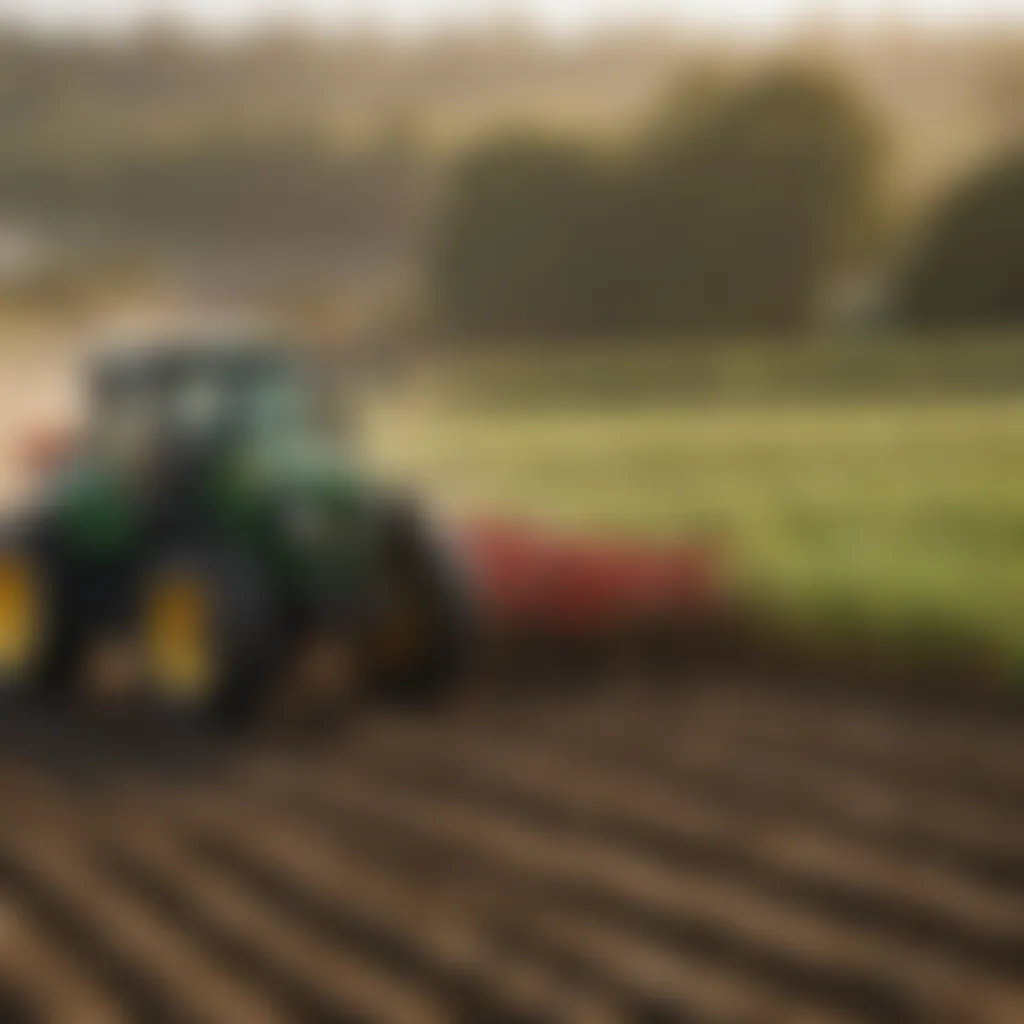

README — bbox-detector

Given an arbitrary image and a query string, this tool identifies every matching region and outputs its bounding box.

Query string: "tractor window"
[238,366,331,438]
[91,368,161,468]
[92,360,233,458]
[171,373,226,439]
[91,348,335,461]
[94,390,156,469]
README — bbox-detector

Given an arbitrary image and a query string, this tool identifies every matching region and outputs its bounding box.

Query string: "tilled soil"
[0,677,1022,1024]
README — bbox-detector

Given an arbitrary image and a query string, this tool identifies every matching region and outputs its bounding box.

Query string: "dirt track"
[0,676,1023,1023]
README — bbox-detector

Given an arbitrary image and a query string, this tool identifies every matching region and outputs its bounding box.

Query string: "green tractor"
[0,337,473,727]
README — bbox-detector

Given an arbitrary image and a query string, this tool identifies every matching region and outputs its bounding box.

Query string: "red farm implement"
[456,518,730,675]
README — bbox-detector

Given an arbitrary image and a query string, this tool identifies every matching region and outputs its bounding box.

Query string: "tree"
[431,133,614,335]
[631,65,884,332]
[896,151,1024,327]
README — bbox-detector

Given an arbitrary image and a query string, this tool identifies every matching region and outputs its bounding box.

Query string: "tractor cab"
[89,341,335,483]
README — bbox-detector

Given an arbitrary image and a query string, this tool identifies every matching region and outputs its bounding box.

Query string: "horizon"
[0,0,1023,41]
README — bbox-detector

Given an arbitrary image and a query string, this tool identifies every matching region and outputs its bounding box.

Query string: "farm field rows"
[1,678,1023,1022]
[370,335,1024,677]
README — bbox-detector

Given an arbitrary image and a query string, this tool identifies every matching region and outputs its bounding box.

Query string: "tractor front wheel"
[0,521,89,707]
[143,547,285,728]
[144,546,362,731]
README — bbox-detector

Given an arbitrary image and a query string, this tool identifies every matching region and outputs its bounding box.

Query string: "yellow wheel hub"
[0,557,41,678]
[146,574,213,703]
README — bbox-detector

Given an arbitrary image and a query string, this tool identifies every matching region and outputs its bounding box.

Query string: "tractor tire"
[143,545,287,729]
[370,501,475,708]
[0,518,89,707]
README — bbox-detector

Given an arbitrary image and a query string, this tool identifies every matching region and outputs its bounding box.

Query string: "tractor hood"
[211,438,380,594]
[219,438,373,517]
[37,428,381,612]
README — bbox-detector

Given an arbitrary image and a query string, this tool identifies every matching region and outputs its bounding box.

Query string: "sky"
[1,0,1023,38]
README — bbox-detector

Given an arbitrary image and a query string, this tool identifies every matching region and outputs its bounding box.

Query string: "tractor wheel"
[370,502,475,707]
[143,546,288,729]
[0,520,88,706]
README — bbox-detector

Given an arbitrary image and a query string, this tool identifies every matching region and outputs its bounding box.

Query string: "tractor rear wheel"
[370,502,475,707]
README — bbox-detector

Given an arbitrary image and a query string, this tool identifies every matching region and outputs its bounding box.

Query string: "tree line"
[431,67,1024,335]
[0,25,1023,331]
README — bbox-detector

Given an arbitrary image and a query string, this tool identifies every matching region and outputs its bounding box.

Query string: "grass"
[368,334,1024,679]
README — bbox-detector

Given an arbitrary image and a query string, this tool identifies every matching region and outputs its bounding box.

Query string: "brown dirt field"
[0,677,1022,1023]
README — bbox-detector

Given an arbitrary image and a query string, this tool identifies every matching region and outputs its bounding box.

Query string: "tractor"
[0,337,472,727]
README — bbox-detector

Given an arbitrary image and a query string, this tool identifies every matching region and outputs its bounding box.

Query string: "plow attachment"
[456,519,732,675]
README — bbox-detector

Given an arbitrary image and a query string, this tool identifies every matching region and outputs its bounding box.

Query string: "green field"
[369,335,1024,677]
